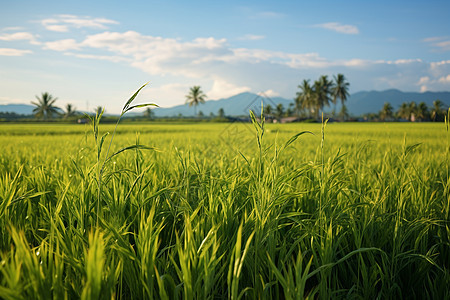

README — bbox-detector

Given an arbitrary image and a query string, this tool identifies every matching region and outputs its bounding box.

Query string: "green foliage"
[0,99,449,298]
[31,92,60,120]
[186,86,207,117]
[296,73,350,120]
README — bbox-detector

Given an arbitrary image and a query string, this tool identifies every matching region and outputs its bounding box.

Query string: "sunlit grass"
[0,116,449,299]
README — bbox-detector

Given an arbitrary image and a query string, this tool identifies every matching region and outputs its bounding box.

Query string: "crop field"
[0,116,449,299]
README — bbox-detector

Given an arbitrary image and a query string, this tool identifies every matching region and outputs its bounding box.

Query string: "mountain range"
[154,92,292,117]
[347,89,450,115]
[151,89,450,117]
[1,89,449,117]
[0,104,35,115]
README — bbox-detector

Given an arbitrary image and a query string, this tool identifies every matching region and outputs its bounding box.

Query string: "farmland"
[0,119,449,299]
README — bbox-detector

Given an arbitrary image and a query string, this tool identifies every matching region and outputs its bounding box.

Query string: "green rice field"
[0,118,449,299]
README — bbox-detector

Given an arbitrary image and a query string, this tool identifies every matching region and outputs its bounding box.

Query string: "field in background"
[1,121,446,162]
[0,121,449,298]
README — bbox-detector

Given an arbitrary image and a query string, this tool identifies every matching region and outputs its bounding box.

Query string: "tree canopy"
[31,92,60,120]
[296,74,350,120]
[185,86,207,116]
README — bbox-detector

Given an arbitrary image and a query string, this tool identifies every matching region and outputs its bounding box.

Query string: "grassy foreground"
[0,119,449,299]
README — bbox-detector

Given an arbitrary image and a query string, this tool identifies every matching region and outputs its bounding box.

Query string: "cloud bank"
[34,28,449,95]
[1,15,449,108]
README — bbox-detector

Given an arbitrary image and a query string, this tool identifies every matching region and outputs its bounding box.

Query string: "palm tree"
[296,79,314,118]
[264,104,273,118]
[332,74,350,118]
[63,103,77,119]
[338,104,349,121]
[397,102,410,120]
[287,103,294,117]
[313,75,332,119]
[431,100,443,121]
[144,107,154,120]
[32,92,59,120]
[185,86,207,117]
[218,108,225,118]
[275,103,284,121]
[415,102,428,121]
[379,102,394,121]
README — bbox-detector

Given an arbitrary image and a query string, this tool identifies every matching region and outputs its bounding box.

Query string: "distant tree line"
[370,99,447,122]
[2,85,448,123]
[5,93,112,122]
[153,82,449,122]
[25,92,83,121]
[0,92,82,122]
[0,111,34,121]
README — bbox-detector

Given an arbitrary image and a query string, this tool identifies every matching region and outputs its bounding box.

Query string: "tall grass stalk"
[87,83,157,225]
[0,96,448,298]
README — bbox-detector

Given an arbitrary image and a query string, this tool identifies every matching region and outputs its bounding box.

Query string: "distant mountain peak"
[153,92,293,117]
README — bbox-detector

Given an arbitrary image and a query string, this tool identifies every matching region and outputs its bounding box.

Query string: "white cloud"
[339,59,372,67]
[423,36,444,43]
[418,77,430,92]
[239,34,265,41]
[0,32,34,41]
[207,79,251,99]
[229,48,282,64]
[44,39,80,51]
[141,83,192,107]
[285,52,332,68]
[262,89,279,97]
[429,60,450,80]
[44,24,69,32]
[43,30,447,96]
[0,32,40,45]
[74,31,231,77]
[435,40,450,51]
[430,60,450,68]
[424,36,450,52]
[25,25,450,102]
[0,48,32,56]
[439,74,450,83]
[2,27,25,31]
[418,76,429,85]
[314,22,359,35]
[44,30,405,82]
[41,15,118,32]
[230,49,336,68]
[64,52,130,63]
[388,59,423,64]
[416,71,450,92]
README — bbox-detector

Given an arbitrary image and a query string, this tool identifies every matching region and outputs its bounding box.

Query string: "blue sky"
[1,0,449,113]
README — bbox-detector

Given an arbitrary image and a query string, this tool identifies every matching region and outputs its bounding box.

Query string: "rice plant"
[0,90,448,299]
